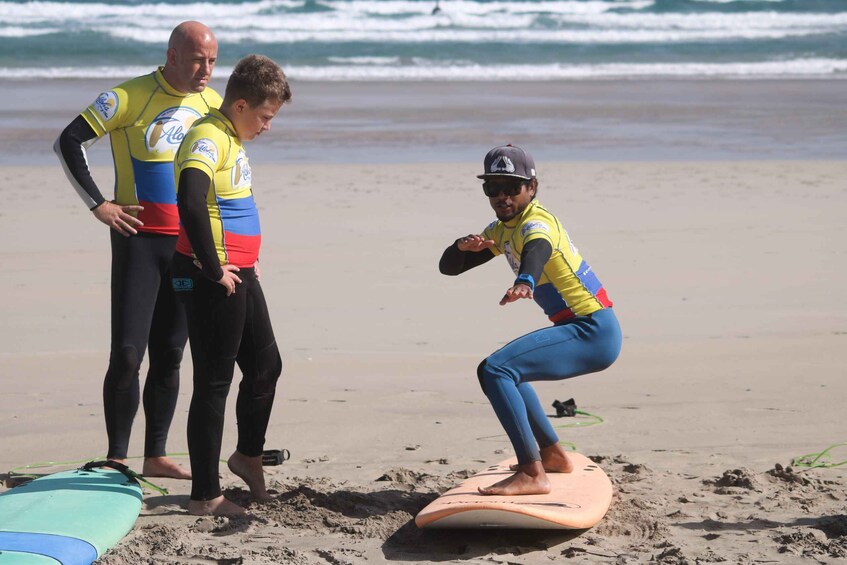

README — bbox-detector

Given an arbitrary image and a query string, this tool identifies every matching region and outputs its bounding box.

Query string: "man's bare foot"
[479,461,551,496]
[188,496,246,517]
[509,444,574,473]
[227,451,271,501]
[142,456,192,479]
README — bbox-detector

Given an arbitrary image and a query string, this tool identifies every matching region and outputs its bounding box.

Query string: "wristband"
[514,273,535,291]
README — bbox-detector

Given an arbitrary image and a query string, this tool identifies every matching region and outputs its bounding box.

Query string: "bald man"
[54,21,222,479]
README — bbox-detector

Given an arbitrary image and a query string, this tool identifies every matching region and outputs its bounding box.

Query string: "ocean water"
[1,0,846,81]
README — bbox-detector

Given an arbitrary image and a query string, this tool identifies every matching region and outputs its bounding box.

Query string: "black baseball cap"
[477,144,536,180]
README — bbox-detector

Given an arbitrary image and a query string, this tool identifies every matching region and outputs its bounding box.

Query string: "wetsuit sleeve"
[439,240,496,275]
[177,168,225,282]
[516,238,552,288]
[53,115,106,210]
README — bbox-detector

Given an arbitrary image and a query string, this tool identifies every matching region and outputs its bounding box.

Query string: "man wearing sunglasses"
[439,145,622,496]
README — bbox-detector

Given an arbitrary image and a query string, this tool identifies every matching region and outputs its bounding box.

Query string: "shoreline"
[3,78,846,165]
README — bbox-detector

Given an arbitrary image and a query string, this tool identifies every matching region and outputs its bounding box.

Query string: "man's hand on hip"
[93,201,144,237]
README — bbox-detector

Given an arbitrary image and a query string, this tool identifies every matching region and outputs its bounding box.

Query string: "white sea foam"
[1,0,844,81]
[289,58,847,79]
[0,0,653,22]
[327,56,403,65]
[0,26,60,37]
[8,0,838,31]
[102,24,839,44]
[3,58,845,81]
[2,0,844,46]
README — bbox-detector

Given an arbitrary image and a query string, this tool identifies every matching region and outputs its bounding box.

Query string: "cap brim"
[477,173,533,180]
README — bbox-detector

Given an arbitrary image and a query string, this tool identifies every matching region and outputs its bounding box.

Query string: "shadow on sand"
[382,520,586,561]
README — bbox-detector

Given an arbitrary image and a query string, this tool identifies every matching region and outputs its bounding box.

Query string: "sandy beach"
[1,78,846,563]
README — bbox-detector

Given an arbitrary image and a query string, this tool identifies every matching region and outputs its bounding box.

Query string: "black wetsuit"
[55,115,188,461]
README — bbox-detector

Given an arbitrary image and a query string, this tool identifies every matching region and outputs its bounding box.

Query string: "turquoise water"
[1,0,846,80]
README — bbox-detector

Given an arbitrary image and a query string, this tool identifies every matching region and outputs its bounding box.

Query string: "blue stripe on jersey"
[576,260,603,294]
[534,283,569,317]
[131,158,177,205]
[217,195,260,236]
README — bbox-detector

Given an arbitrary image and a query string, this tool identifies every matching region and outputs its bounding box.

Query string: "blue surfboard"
[0,466,142,564]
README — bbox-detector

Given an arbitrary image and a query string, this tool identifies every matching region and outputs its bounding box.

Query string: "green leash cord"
[792,443,847,469]
[555,409,604,430]
[554,406,605,450]
[6,454,195,495]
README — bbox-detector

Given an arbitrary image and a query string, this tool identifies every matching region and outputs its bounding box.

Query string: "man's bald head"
[163,21,218,93]
[168,21,215,52]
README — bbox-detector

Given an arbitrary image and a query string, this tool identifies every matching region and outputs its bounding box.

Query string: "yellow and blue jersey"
[482,199,613,322]
[174,108,261,268]
[81,67,222,235]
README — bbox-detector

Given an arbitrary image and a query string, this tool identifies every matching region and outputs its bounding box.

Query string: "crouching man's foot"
[509,443,574,474]
[479,461,551,496]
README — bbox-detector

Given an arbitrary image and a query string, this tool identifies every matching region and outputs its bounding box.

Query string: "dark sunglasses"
[482,179,527,197]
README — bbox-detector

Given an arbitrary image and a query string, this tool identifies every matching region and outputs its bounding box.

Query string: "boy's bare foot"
[142,456,192,479]
[227,451,272,501]
[479,461,551,496]
[509,444,574,473]
[188,496,246,517]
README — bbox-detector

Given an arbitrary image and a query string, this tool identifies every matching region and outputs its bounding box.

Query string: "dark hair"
[224,54,292,108]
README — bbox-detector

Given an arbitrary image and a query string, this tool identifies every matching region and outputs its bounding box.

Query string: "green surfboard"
[0,466,142,564]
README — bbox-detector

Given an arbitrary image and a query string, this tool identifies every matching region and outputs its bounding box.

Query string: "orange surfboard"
[415,453,612,529]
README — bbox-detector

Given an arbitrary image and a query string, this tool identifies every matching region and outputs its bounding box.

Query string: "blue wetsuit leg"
[478,308,622,465]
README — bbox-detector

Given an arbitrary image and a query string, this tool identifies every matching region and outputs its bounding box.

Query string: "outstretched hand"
[500,284,533,306]
[457,234,495,252]
[93,201,144,236]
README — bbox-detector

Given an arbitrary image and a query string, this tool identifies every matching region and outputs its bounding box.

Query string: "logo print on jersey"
[93,91,118,122]
[504,242,520,275]
[521,221,549,236]
[146,107,202,153]
[189,138,218,163]
[232,151,251,188]
[490,155,515,174]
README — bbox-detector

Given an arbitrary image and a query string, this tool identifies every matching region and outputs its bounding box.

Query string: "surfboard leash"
[7,455,170,492]
[6,449,290,490]
[81,460,169,495]
[791,442,847,469]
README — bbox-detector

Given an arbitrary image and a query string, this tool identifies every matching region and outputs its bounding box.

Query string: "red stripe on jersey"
[222,231,261,268]
[137,200,179,235]
[549,308,575,324]
[548,288,614,324]
[596,287,614,308]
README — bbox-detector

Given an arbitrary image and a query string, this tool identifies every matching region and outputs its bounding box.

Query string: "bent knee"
[597,338,622,372]
[476,358,513,395]
[254,344,282,395]
[476,359,488,395]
